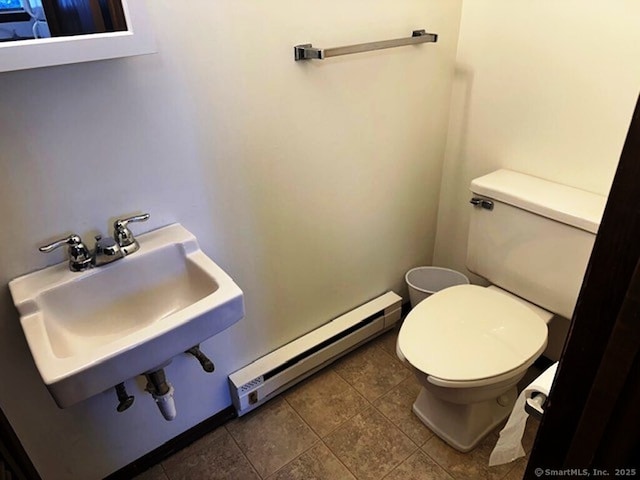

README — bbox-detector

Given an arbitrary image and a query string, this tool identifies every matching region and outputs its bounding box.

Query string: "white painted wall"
[433,1,640,360]
[0,1,462,478]
[434,0,640,277]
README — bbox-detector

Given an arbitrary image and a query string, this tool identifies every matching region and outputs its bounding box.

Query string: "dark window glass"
[0,0,23,11]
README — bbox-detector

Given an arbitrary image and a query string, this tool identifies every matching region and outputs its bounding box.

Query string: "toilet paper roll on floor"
[489,362,558,467]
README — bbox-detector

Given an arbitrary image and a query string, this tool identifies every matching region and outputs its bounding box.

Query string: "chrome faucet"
[39,213,150,272]
[92,234,124,267]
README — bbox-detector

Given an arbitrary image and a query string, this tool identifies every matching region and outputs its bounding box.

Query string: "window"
[0,0,23,11]
[0,0,29,23]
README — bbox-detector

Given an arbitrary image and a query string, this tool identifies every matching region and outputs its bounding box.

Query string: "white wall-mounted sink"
[9,224,244,408]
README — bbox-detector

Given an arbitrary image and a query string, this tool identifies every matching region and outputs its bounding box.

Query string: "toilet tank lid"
[470,169,607,234]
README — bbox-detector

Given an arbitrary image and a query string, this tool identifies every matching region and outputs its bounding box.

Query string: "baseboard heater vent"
[229,291,402,416]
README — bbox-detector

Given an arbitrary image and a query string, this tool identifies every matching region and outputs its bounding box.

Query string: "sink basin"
[9,224,244,408]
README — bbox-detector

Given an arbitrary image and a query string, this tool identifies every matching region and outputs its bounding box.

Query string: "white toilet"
[397,169,605,452]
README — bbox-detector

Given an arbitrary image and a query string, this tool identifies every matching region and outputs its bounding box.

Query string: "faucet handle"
[114,213,150,229]
[113,213,150,255]
[39,234,92,271]
[39,234,82,253]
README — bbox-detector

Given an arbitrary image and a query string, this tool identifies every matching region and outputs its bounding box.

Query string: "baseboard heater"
[229,291,402,416]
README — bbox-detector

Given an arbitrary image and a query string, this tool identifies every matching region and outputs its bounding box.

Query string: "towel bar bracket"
[294,44,322,61]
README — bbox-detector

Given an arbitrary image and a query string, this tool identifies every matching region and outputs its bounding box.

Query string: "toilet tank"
[466,169,607,319]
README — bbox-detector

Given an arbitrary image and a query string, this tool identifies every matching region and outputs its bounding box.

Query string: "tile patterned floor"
[135,327,538,480]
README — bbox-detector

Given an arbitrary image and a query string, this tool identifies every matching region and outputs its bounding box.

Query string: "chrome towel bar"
[294,29,438,61]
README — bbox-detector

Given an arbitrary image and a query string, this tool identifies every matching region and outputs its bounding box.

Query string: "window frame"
[0,0,155,72]
[0,3,30,23]
[0,0,28,21]
[0,12,30,23]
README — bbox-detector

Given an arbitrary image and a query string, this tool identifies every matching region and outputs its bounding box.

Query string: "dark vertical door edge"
[0,406,41,480]
[526,95,640,474]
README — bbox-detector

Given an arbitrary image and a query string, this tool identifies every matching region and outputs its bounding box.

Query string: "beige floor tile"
[267,442,355,480]
[333,343,410,401]
[373,326,400,358]
[522,418,540,453]
[384,450,453,480]
[502,458,528,480]
[285,369,368,437]
[162,426,259,480]
[422,432,515,480]
[374,377,434,446]
[325,407,416,480]
[133,464,168,480]
[138,336,541,480]
[226,397,319,478]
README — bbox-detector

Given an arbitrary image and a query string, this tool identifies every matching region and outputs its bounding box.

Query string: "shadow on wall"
[434,63,482,280]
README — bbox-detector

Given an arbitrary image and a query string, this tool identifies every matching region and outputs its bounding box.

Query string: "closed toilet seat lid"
[398,285,548,383]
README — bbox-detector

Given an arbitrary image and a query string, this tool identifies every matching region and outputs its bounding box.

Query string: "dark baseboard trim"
[401,301,411,319]
[0,12,31,23]
[104,405,237,480]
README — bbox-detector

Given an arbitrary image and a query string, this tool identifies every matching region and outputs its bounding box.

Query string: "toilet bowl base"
[412,385,517,452]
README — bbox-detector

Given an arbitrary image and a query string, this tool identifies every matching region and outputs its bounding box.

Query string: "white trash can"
[405,266,470,309]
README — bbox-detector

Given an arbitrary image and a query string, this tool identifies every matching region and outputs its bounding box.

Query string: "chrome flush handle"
[470,197,494,210]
